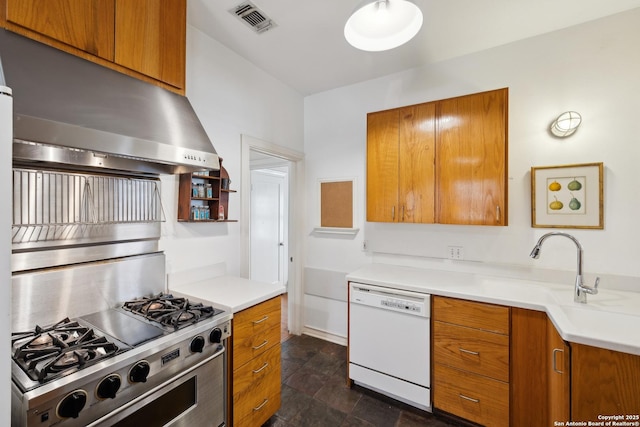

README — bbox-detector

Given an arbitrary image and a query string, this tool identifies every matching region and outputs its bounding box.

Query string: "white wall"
[159,26,304,277]
[303,9,640,337]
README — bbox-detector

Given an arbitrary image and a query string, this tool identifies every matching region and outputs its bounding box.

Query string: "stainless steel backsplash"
[11,252,166,331]
[12,167,164,271]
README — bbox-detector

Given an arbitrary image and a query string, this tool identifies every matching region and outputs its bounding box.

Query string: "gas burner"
[122,293,219,330]
[11,319,120,383]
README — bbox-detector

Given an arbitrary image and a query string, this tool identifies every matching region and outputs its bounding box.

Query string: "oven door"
[90,352,226,427]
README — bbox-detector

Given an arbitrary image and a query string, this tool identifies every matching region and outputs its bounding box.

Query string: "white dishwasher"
[348,282,431,411]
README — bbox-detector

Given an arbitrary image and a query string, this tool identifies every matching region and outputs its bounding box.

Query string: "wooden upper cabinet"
[366,104,436,223]
[399,103,436,223]
[367,109,400,222]
[1,0,186,92]
[115,0,186,90]
[366,88,508,226]
[5,0,115,60]
[436,88,508,225]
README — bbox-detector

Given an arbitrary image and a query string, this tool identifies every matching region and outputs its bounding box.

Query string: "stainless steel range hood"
[0,29,219,175]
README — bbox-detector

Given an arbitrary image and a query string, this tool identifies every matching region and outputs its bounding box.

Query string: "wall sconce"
[344,0,423,52]
[550,111,582,137]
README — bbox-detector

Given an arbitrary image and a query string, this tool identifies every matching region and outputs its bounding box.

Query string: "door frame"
[240,134,304,335]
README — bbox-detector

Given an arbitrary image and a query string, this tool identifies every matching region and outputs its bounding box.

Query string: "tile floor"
[262,334,458,427]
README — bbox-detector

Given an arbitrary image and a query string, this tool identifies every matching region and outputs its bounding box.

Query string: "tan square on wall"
[320,181,353,228]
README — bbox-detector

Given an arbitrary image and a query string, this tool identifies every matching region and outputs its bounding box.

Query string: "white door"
[250,170,286,285]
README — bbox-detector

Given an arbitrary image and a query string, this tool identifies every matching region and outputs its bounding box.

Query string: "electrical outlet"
[362,240,368,251]
[447,246,464,260]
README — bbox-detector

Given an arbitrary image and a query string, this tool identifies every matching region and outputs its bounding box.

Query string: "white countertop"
[169,275,285,314]
[347,263,640,356]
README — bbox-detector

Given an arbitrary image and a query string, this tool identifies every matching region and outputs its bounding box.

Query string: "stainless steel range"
[11,294,231,426]
[10,168,230,427]
[12,294,230,426]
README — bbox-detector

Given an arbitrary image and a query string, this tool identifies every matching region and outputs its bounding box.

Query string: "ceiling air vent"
[230,1,277,34]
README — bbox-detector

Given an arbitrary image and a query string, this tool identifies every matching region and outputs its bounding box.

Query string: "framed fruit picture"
[531,162,603,229]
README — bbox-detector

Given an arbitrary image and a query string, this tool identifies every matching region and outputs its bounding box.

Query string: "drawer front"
[234,296,281,342]
[433,321,509,382]
[234,343,281,397]
[434,364,509,427]
[433,296,509,334]
[234,368,281,426]
[234,323,280,368]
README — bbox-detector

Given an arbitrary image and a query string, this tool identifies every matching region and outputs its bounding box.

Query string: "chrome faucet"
[529,232,599,303]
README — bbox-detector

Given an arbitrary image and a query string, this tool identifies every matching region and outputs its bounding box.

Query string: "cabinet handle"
[459,348,480,356]
[252,315,269,324]
[252,340,269,350]
[253,398,269,411]
[459,394,480,403]
[392,206,395,221]
[401,205,405,222]
[253,362,269,374]
[496,205,501,223]
[552,348,564,374]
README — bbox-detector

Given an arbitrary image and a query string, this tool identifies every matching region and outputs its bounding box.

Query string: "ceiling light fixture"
[550,111,582,137]
[344,0,423,52]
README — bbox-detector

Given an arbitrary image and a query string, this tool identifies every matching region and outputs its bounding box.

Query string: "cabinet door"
[114,0,186,89]
[548,317,570,424]
[367,109,399,222]
[5,0,115,60]
[436,88,508,225]
[572,344,640,420]
[510,308,548,426]
[398,103,435,223]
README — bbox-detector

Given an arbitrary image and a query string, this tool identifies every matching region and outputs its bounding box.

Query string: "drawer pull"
[552,348,564,374]
[253,316,269,325]
[459,394,480,403]
[459,348,480,356]
[253,362,269,374]
[253,398,269,411]
[252,340,269,350]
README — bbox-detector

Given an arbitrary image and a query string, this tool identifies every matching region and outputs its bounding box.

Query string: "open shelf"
[177,160,235,222]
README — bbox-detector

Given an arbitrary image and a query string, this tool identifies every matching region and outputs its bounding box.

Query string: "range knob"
[190,335,205,353]
[128,360,151,383]
[96,374,122,399]
[209,327,222,344]
[57,390,87,419]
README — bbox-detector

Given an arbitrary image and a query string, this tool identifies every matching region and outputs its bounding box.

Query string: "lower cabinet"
[432,296,510,426]
[510,308,570,426]
[572,343,640,420]
[430,296,638,427]
[232,296,281,427]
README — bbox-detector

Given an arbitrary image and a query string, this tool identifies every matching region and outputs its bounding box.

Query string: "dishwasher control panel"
[350,283,430,317]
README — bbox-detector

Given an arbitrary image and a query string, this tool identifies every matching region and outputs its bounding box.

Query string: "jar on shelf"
[191,205,199,221]
[206,183,213,198]
[197,184,205,198]
[192,184,198,198]
[203,206,210,220]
